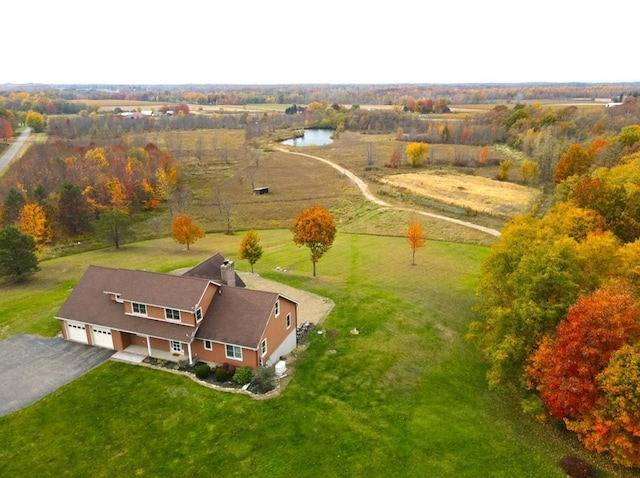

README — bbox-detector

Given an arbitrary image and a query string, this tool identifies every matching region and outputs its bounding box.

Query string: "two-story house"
[55,254,298,369]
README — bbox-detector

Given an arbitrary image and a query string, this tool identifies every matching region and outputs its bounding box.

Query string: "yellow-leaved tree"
[406,142,429,167]
[171,213,204,250]
[17,203,49,246]
[239,230,263,273]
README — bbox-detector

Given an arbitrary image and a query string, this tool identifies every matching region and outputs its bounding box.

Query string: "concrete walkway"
[0,334,114,416]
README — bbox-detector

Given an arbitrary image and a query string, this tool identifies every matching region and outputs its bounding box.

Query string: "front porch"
[117,344,195,364]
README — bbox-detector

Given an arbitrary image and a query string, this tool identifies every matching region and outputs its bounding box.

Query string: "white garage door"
[67,322,88,343]
[92,327,114,349]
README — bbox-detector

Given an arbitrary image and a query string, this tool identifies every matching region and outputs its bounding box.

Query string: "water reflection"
[281,129,334,146]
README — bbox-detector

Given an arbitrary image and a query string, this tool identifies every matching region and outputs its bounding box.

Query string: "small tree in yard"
[291,205,336,277]
[172,213,204,250]
[239,230,263,273]
[0,226,40,282]
[96,210,133,249]
[406,221,426,265]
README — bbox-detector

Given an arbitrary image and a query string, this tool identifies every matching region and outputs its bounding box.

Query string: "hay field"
[380,171,542,218]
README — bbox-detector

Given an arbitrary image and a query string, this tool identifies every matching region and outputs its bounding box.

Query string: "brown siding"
[126,301,196,326]
[129,334,147,347]
[192,339,258,368]
[60,321,68,340]
[112,330,126,350]
[262,298,298,359]
[200,284,218,313]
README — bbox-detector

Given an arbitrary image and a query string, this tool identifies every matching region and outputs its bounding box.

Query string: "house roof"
[56,259,296,349]
[182,252,246,287]
[104,268,214,311]
[196,286,281,349]
[55,265,198,342]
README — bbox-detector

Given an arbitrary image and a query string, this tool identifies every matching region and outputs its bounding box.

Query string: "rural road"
[0,127,31,174]
[277,147,501,237]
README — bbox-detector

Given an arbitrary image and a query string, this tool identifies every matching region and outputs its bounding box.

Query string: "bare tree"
[365,143,377,170]
[194,137,205,166]
[169,184,192,217]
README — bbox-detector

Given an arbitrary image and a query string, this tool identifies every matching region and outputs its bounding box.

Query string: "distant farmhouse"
[55,254,298,369]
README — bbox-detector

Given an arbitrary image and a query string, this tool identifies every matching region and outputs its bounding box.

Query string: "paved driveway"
[0,334,114,416]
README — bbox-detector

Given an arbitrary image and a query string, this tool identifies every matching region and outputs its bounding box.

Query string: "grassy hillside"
[0,231,634,477]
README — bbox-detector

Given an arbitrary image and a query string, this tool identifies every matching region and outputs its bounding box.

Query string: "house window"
[274,299,280,317]
[170,341,183,353]
[195,308,203,322]
[286,313,291,329]
[204,340,212,351]
[165,308,181,321]
[225,344,243,360]
[261,339,267,357]
[132,302,147,315]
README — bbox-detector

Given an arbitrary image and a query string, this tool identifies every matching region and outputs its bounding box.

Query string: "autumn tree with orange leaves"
[171,213,204,250]
[17,203,49,246]
[526,287,640,420]
[406,221,426,265]
[291,205,336,277]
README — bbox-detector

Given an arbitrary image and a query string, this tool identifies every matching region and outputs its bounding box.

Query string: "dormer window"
[165,308,181,321]
[132,302,147,315]
[195,308,203,322]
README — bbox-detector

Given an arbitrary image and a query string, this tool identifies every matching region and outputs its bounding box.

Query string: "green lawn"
[0,231,632,477]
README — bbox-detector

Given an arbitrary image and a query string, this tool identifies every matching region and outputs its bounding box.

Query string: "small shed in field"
[253,187,269,195]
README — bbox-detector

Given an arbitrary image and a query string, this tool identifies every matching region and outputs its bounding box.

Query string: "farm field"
[1,231,634,477]
[379,171,542,218]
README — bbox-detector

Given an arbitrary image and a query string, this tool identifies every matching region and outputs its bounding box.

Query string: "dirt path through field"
[277,147,501,237]
[0,127,31,175]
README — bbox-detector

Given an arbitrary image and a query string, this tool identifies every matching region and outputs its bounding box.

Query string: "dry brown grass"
[125,129,521,245]
[379,171,542,218]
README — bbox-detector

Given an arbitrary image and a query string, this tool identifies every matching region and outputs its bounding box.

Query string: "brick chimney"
[220,260,236,287]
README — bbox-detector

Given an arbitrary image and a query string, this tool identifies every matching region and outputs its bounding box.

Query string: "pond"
[280,129,334,147]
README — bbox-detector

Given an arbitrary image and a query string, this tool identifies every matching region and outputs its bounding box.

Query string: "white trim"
[165,308,181,322]
[225,344,243,361]
[91,326,114,349]
[274,299,280,317]
[204,339,213,350]
[170,341,184,354]
[286,313,292,329]
[131,302,147,316]
[261,338,267,357]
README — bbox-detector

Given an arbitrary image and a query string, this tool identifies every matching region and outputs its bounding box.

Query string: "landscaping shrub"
[228,364,237,377]
[233,366,253,385]
[194,363,211,379]
[559,456,593,478]
[249,366,275,394]
[215,366,229,382]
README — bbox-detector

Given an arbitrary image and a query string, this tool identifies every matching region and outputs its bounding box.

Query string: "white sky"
[3,0,637,85]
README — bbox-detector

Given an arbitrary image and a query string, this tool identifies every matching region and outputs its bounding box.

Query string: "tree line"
[468,123,640,467]
[0,139,178,246]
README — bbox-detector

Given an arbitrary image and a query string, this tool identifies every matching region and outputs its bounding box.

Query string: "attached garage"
[91,327,114,349]
[66,321,88,344]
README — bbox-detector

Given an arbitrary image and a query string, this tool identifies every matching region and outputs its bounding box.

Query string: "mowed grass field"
[0,231,635,477]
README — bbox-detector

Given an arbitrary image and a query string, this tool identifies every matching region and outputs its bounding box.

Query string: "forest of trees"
[0,139,178,246]
[468,127,640,466]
